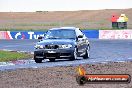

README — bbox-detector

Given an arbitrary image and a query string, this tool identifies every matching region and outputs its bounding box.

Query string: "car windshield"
[44,29,76,39]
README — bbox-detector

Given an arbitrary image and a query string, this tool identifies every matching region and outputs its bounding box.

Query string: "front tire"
[34,58,42,63]
[49,58,55,62]
[34,52,43,63]
[83,45,90,59]
[70,48,77,61]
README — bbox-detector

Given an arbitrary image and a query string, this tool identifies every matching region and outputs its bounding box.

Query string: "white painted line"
[0,62,15,67]
[31,52,34,54]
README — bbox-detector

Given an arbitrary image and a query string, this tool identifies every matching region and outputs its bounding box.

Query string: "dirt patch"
[0,61,132,88]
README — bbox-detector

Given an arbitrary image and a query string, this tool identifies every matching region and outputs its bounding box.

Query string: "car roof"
[49,27,79,30]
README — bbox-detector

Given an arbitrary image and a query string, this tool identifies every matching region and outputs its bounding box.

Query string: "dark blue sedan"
[34,27,90,63]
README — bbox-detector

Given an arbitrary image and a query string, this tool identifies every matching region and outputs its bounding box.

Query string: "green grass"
[0,28,48,31]
[0,50,32,62]
[0,27,114,31]
[0,28,121,31]
[0,21,112,31]
[0,21,130,31]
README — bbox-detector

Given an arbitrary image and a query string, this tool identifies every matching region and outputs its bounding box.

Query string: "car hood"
[37,39,76,45]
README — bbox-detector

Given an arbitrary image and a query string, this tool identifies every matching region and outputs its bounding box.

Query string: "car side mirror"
[78,35,83,38]
[38,36,44,42]
[38,36,43,39]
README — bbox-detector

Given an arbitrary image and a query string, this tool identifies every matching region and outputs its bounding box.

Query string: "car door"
[75,29,86,55]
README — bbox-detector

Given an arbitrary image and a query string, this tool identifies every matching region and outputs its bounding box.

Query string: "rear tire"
[83,45,90,59]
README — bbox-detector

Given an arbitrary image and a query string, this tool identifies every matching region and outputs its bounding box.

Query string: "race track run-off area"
[0,39,132,71]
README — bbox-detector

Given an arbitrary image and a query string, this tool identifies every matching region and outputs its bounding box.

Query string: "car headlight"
[34,45,44,49]
[59,44,72,48]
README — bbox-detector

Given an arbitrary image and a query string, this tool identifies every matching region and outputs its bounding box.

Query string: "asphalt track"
[0,39,132,71]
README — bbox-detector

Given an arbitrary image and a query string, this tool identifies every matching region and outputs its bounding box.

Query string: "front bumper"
[34,48,74,59]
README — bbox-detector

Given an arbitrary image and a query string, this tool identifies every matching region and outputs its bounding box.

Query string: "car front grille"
[45,53,71,58]
[45,45,59,49]
[45,53,59,57]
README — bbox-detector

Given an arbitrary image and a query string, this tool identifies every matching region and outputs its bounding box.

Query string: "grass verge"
[0,28,114,31]
[0,50,32,62]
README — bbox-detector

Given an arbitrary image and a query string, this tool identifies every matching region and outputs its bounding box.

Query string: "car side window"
[75,28,84,37]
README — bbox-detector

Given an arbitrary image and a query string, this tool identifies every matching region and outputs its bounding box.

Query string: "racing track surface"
[0,39,132,71]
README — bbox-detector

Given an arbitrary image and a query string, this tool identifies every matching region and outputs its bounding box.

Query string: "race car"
[34,27,90,63]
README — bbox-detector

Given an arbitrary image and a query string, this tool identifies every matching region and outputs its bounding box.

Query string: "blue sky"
[0,0,132,12]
